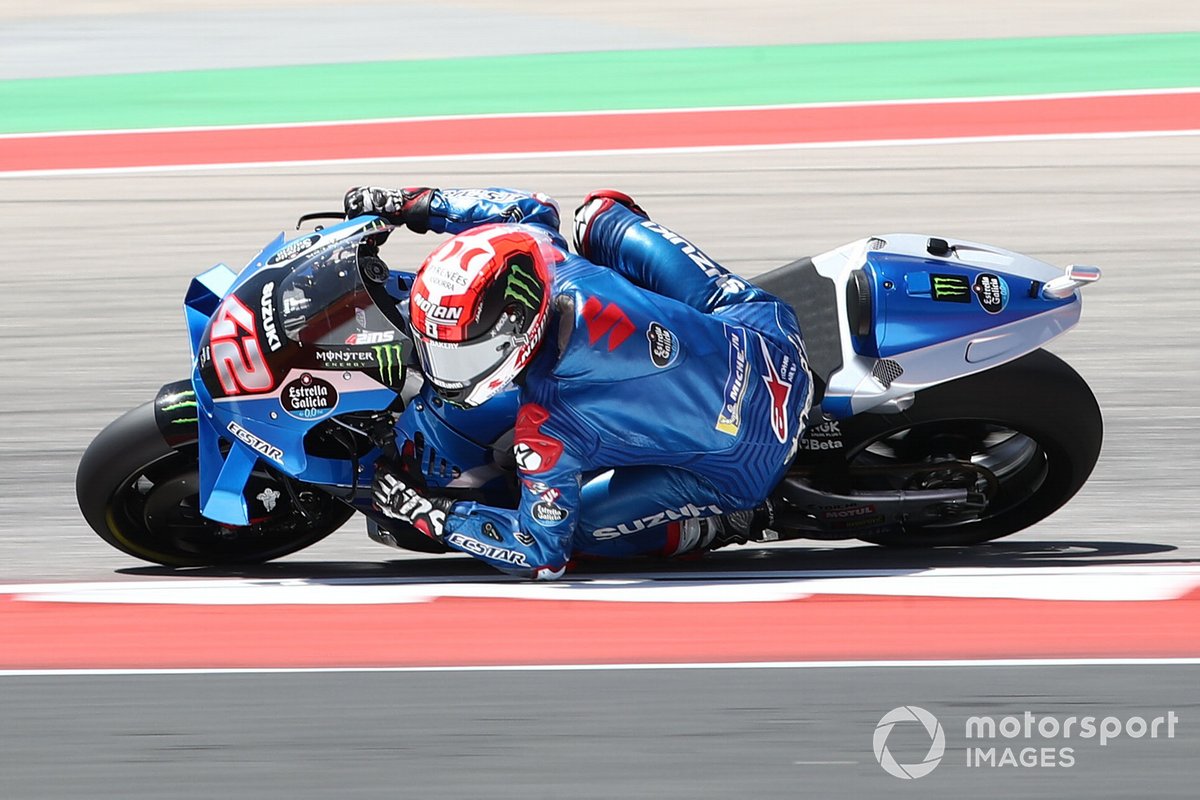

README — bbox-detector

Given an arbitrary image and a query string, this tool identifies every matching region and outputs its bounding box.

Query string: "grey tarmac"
[0,664,1197,799]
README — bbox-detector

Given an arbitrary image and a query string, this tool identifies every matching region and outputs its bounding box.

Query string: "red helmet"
[409,224,558,406]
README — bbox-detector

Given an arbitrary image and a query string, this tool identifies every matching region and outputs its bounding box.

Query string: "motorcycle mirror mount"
[295,211,349,230]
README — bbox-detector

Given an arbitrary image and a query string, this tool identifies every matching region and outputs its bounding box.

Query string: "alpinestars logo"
[760,339,797,443]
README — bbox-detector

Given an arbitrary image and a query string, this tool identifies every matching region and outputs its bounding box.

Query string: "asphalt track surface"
[2,3,1199,797]
[2,665,1197,798]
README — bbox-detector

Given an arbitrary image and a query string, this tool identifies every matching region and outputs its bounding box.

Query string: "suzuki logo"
[581,297,636,351]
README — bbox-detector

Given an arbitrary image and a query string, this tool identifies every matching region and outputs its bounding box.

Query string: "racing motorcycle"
[76,214,1103,566]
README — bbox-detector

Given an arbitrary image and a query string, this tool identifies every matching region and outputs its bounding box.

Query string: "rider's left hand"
[373,467,454,540]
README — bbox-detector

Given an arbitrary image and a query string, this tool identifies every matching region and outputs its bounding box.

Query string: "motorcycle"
[76,215,1103,566]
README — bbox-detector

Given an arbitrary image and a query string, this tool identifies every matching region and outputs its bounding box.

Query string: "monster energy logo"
[930,274,970,303]
[161,389,198,424]
[373,344,405,386]
[505,257,541,312]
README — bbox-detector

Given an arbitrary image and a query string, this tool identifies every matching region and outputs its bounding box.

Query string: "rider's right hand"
[343,186,434,231]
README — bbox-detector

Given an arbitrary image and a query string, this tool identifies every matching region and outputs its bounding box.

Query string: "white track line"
[2,658,1199,677]
[5,565,1200,604]
[3,129,1199,179]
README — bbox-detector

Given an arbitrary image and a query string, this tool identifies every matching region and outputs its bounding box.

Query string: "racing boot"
[706,500,776,550]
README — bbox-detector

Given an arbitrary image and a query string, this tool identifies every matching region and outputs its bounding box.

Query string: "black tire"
[76,401,355,566]
[828,349,1102,546]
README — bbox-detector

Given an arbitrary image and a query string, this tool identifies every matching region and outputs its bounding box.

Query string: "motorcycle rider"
[345,185,812,579]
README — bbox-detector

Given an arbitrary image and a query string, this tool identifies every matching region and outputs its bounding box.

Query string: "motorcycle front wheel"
[76,401,354,566]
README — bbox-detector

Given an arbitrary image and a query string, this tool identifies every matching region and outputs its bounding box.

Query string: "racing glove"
[343,186,435,232]
[372,467,455,540]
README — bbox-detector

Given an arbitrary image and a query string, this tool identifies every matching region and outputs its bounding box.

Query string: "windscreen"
[277,232,402,347]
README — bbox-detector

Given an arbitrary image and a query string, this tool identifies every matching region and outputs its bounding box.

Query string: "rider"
[345,186,812,579]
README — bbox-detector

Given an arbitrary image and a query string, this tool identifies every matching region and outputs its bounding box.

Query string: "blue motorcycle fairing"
[856,251,1077,359]
[188,217,410,526]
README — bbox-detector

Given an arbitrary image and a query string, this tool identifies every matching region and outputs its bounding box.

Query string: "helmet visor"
[414,327,521,389]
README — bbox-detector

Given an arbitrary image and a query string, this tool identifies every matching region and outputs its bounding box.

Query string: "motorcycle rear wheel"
[806,348,1102,547]
[76,401,354,566]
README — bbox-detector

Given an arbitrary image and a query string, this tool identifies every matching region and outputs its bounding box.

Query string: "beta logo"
[281,372,338,419]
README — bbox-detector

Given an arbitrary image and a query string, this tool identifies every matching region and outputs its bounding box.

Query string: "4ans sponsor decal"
[593,503,723,540]
[647,321,678,368]
[281,373,338,419]
[445,532,529,566]
[973,273,1010,314]
[226,421,284,463]
[715,326,749,436]
[345,330,395,346]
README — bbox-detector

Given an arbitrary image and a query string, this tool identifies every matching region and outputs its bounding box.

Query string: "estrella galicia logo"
[873,706,946,779]
[972,273,1010,314]
[647,321,678,368]
[930,274,971,303]
[281,372,338,419]
[531,501,569,525]
[267,234,320,265]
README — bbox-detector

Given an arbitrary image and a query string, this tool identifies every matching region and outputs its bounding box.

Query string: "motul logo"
[581,296,635,351]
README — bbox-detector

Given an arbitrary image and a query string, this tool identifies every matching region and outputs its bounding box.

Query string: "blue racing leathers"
[403,188,812,578]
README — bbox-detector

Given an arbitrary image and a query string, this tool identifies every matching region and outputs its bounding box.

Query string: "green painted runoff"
[1,33,1197,134]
